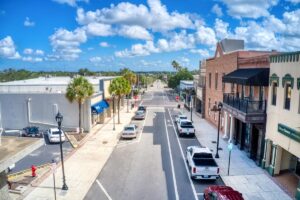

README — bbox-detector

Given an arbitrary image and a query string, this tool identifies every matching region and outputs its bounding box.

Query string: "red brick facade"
[204,42,275,129]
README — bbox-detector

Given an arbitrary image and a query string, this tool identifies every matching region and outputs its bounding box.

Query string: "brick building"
[205,39,277,163]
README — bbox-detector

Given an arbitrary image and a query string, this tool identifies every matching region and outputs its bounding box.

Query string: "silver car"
[47,128,66,143]
[121,124,138,139]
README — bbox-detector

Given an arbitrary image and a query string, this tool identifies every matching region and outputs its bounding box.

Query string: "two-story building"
[262,51,300,199]
[195,60,206,117]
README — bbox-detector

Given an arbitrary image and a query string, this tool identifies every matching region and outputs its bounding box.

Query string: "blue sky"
[0,0,299,72]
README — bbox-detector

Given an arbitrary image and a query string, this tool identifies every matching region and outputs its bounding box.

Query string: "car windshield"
[180,116,187,120]
[181,121,193,126]
[124,127,134,131]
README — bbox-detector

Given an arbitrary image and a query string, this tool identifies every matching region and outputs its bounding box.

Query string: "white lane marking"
[164,111,179,200]
[96,179,113,200]
[167,108,198,200]
[137,111,148,143]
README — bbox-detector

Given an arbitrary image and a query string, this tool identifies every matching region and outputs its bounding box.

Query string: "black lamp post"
[55,112,68,190]
[112,94,116,131]
[211,102,223,158]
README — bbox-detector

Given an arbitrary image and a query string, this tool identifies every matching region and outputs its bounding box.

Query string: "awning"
[222,68,270,86]
[91,100,109,114]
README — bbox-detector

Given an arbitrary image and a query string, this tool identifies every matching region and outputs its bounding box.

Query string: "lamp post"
[190,95,193,122]
[112,94,116,131]
[55,112,68,190]
[211,102,223,158]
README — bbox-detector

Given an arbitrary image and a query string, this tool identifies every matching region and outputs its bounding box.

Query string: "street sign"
[176,96,179,100]
[228,143,233,151]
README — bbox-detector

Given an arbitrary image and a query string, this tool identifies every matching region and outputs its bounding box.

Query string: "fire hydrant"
[31,165,37,177]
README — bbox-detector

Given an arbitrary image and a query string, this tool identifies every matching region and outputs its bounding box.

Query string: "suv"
[204,186,244,200]
[22,126,41,137]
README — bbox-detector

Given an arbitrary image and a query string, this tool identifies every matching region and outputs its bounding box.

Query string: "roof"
[191,146,212,154]
[220,39,244,53]
[0,76,116,86]
[0,136,43,172]
[222,68,270,86]
[180,80,194,85]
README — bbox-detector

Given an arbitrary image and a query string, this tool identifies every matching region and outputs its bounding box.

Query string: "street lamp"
[190,94,193,122]
[55,112,68,190]
[112,94,116,131]
[211,102,223,158]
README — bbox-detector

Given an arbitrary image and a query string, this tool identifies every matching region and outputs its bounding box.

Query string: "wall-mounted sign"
[278,123,300,143]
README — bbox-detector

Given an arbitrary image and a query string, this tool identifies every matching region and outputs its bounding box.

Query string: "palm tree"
[171,60,182,71]
[66,76,94,133]
[109,77,131,124]
[123,71,137,112]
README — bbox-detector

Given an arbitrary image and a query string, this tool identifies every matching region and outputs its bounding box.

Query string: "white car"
[47,128,66,143]
[175,114,188,124]
[121,124,138,139]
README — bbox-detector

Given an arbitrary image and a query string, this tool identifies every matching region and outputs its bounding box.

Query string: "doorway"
[251,126,259,160]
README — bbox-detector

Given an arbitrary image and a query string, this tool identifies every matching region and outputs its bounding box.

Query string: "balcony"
[223,93,266,123]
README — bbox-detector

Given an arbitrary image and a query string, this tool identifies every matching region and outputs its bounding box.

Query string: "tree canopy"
[167,68,193,89]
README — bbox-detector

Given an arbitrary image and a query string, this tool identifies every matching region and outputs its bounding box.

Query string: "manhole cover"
[102,141,108,144]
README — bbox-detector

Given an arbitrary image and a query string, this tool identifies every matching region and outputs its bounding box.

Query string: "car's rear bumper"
[191,174,219,180]
[49,138,65,143]
[179,132,195,136]
[121,134,137,139]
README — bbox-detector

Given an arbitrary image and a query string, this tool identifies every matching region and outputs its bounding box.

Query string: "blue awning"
[91,100,109,114]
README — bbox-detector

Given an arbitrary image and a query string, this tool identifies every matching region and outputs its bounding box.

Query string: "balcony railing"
[223,93,266,114]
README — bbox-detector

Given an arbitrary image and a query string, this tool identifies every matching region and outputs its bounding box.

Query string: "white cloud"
[215,19,229,39]
[23,48,33,54]
[89,56,102,62]
[0,36,21,59]
[22,56,43,62]
[190,49,210,57]
[35,49,44,55]
[212,4,223,17]
[118,25,152,40]
[76,0,194,32]
[24,17,35,27]
[115,41,158,57]
[194,25,217,46]
[52,0,89,7]
[84,22,114,36]
[49,28,87,60]
[221,0,279,19]
[99,42,109,47]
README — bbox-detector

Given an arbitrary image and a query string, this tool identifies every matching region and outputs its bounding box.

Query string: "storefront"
[91,100,109,125]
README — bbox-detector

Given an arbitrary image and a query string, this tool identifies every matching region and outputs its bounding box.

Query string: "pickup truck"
[186,146,219,180]
[176,120,195,137]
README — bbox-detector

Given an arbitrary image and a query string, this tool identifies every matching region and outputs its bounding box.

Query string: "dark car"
[22,126,41,137]
[138,106,146,112]
[204,186,244,200]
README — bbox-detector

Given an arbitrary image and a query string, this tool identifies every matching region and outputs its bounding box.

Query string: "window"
[241,85,245,99]
[222,73,225,92]
[298,93,300,114]
[208,73,211,89]
[208,98,211,116]
[272,83,277,105]
[284,83,292,110]
[249,86,254,99]
[215,73,218,90]
[231,83,234,93]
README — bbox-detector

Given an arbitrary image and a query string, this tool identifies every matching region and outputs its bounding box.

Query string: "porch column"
[267,144,282,176]
[228,115,235,143]
[222,111,229,139]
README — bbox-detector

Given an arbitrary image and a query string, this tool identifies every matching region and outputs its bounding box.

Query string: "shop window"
[272,83,277,106]
[231,83,234,93]
[284,83,292,110]
[222,73,225,92]
[215,73,218,90]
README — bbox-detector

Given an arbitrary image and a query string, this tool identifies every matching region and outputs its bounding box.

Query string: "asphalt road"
[84,81,224,200]
[5,132,73,173]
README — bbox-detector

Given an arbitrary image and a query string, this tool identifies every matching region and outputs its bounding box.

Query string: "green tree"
[109,77,131,124]
[65,76,94,133]
[167,68,193,89]
[171,60,182,71]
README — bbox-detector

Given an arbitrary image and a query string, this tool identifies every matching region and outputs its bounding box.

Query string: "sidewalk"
[180,108,292,200]
[21,106,137,200]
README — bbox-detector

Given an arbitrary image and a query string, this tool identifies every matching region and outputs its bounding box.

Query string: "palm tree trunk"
[78,102,82,133]
[118,96,121,124]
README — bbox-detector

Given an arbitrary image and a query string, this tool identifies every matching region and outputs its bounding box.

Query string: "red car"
[204,185,244,200]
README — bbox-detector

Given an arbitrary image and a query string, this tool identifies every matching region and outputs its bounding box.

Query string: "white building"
[0,76,115,132]
[262,51,300,199]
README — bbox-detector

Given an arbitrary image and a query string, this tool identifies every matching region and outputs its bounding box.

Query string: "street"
[84,81,224,200]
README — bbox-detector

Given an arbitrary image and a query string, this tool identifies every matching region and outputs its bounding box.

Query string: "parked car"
[22,126,41,137]
[138,106,146,112]
[186,146,219,180]
[204,185,244,200]
[175,114,188,124]
[121,124,138,139]
[134,110,145,120]
[176,120,195,137]
[47,128,66,143]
